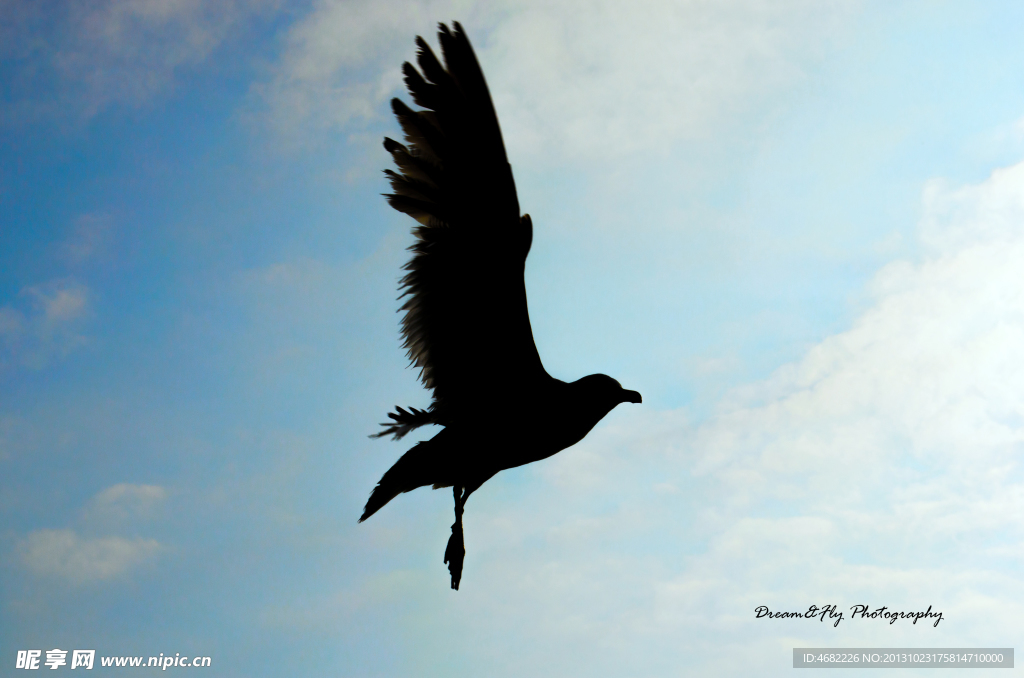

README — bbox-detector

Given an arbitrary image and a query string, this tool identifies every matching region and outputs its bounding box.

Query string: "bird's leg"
[443,485,466,590]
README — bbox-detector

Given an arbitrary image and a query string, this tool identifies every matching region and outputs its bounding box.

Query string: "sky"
[2,1,1024,675]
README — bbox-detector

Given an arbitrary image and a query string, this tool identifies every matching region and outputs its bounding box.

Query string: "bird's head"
[576,374,642,408]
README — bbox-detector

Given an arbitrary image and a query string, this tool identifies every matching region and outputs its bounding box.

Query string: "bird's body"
[362,374,640,521]
[360,22,640,589]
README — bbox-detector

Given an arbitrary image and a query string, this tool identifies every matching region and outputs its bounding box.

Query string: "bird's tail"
[359,439,438,522]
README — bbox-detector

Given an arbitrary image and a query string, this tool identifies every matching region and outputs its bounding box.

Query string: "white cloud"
[0,280,90,370]
[254,0,456,135]
[345,157,1024,676]
[1,0,280,122]
[638,162,1024,577]
[18,483,168,583]
[259,0,857,159]
[19,529,161,583]
[82,483,169,529]
[484,0,856,162]
[693,162,1024,484]
[92,482,168,507]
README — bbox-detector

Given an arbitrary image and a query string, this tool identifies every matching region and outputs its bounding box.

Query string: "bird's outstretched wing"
[382,22,547,426]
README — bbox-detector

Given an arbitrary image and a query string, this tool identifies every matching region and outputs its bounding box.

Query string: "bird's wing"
[383,22,547,421]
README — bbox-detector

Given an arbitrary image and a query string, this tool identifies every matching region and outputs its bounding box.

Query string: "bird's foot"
[443,520,465,590]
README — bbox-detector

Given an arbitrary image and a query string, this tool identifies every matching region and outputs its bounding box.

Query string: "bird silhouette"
[359,22,641,590]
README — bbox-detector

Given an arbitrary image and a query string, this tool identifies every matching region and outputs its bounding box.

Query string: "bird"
[359,21,641,590]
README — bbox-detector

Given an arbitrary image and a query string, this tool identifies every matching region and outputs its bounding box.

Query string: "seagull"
[359,22,641,590]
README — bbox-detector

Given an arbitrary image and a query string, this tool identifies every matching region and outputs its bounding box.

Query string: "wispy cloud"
[348,157,1024,675]
[1,0,280,124]
[0,280,91,371]
[18,483,168,584]
[82,483,169,530]
[575,161,1024,555]
[253,0,446,138]
[19,529,161,584]
[257,0,857,160]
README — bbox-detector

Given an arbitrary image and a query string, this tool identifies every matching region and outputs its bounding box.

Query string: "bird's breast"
[477,405,605,473]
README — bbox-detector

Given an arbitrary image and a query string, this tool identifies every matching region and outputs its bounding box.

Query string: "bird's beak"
[621,389,642,404]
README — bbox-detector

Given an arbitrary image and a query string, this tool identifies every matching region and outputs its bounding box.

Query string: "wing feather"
[383,22,547,425]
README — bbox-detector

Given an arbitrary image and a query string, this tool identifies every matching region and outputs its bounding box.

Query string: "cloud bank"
[259,0,857,160]
[18,484,167,584]
[340,157,1024,677]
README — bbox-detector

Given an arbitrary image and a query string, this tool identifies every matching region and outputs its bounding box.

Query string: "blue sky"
[3,1,1024,675]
